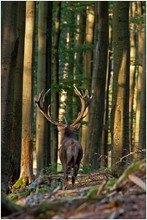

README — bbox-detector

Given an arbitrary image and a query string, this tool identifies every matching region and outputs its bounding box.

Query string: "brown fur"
[58,126,83,188]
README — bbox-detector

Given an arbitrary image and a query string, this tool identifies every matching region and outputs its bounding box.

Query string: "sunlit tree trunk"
[1,2,18,192]
[85,2,108,169]
[133,2,145,160]
[111,2,130,176]
[129,2,137,153]
[139,33,146,159]
[36,2,51,174]
[11,2,26,180]
[20,2,35,183]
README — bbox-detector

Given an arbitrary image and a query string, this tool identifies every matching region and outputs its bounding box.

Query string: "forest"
[1,1,146,219]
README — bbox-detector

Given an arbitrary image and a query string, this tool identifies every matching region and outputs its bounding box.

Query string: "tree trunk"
[81,5,94,158]
[20,1,35,183]
[129,2,137,154]
[84,2,108,169]
[11,1,25,181]
[111,2,130,177]
[101,31,112,168]
[52,1,61,169]
[133,3,145,160]
[36,2,51,174]
[1,2,18,192]
[138,33,146,159]
[44,1,52,167]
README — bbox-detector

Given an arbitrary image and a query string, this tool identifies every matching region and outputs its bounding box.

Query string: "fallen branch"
[128,174,146,191]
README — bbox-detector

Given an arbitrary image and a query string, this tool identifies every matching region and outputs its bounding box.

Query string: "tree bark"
[20,1,35,183]
[85,2,108,169]
[11,1,25,181]
[1,2,18,192]
[138,33,146,159]
[81,5,94,158]
[111,2,130,176]
[52,1,61,169]
[36,2,51,174]
[133,3,145,160]
[129,2,137,154]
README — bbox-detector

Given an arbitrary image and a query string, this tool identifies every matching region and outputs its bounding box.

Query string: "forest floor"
[3,159,146,219]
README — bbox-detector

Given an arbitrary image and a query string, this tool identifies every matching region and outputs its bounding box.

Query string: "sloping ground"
[3,159,146,219]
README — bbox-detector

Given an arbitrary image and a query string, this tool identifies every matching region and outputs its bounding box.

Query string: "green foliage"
[130,12,145,31]
[80,164,92,174]
[42,163,58,174]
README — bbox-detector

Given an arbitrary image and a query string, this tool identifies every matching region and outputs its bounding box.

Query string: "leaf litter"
[6,159,146,219]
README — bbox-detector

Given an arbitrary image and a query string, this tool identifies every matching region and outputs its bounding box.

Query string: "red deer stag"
[35,85,93,189]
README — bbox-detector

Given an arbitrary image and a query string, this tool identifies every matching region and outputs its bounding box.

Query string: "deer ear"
[73,123,81,130]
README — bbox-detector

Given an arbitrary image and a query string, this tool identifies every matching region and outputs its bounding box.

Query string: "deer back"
[59,126,83,166]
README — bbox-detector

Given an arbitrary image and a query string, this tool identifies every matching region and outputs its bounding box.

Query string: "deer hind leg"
[72,164,79,187]
[63,163,71,189]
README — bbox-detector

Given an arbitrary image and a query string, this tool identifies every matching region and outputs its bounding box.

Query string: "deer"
[35,85,93,189]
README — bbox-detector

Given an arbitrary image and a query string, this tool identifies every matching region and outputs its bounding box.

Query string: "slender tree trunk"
[129,2,137,154]
[111,2,130,176]
[20,2,35,183]
[81,5,94,158]
[139,33,146,159]
[11,2,25,181]
[44,1,52,167]
[36,2,51,174]
[101,28,112,168]
[1,2,18,192]
[133,3,145,160]
[85,2,108,169]
[52,1,61,168]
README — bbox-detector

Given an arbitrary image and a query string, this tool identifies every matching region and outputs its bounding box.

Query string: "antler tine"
[73,85,82,98]
[71,85,93,126]
[71,86,88,126]
[42,88,51,104]
[35,90,44,108]
[36,89,65,127]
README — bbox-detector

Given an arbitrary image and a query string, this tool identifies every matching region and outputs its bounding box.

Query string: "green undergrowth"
[8,191,30,201]
[87,177,117,199]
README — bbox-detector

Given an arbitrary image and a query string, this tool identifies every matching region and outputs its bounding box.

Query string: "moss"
[8,193,19,200]
[38,188,49,193]
[18,190,30,198]
[105,178,117,190]
[8,190,30,201]
[12,178,27,190]
[87,187,99,199]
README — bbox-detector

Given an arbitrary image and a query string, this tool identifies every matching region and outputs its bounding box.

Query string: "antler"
[35,86,93,128]
[35,89,65,127]
[71,85,93,126]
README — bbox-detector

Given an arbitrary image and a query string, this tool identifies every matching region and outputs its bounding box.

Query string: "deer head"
[35,85,93,188]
